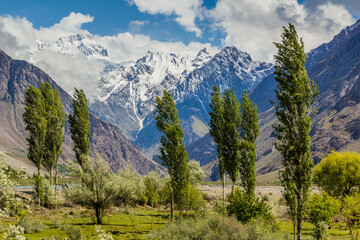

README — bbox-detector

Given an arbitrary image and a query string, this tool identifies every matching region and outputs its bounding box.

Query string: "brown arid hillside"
[0,50,163,175]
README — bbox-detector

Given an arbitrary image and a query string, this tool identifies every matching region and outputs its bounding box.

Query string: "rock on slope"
[0,50,161,175]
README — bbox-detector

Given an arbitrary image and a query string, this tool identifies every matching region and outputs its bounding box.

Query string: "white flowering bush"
[0,151,22,217]
[2,225,25,240]
[96,226,114,240]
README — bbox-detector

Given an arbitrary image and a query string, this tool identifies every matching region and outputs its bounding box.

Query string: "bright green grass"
[0,208,169,239]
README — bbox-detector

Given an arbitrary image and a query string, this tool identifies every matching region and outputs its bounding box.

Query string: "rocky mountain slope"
[188,19,360,180]
[0,50,161,175]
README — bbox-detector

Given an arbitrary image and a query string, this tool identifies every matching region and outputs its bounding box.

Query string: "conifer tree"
[154,90,190,221]
[273,23,318,240]
[239,91,259,198]
[23,86,47,176]
[40,82,65,192]
[68,88,91,167]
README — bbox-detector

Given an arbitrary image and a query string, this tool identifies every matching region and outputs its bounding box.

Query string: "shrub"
[96,226,114,240]
[65,225,83,240]
[308,192,340,239]
[2,225,25,240]
[18,217,45,234]
[342,192,360,236]
[33,176,56,208]
[115,167,144,205]
[146,212,282,240]
[227,188,272,223]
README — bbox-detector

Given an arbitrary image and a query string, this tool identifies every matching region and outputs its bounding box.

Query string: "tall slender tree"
[40,82,65,198]
[154,90,190,221]
[23,86,47,176]
[68,88,91,167]
[23,86,47,206]
[209,86,226,203]
[273,23,318,240]
[209,87,241,194]
[239,91,259,198]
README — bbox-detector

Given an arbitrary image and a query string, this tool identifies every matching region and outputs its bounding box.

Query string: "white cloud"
[209,0,356,62]
[128,0,203,37]
[0,13,217,100]
[128,20,149,32]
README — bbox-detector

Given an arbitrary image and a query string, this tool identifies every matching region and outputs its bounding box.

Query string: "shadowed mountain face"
[0,50,162,175]
[187,19,360,180]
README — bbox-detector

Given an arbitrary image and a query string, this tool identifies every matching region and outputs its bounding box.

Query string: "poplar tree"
[68,88,91,167]
[239,91,259,198]
[154,90,190,221]
[209,87,241,193]
[40,82,65,192]
[209,86,226,202]
[273,23,318,240]
[23,86,47,176]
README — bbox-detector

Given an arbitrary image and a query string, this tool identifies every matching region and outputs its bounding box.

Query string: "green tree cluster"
[23,82,65,206]
[273,23,318,239]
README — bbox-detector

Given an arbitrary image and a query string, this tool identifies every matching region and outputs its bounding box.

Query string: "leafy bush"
[18,217,45,234]
[65,225,83,240]
[308,192,340,239]
[342,192,360,236]
[227,188,272,223]
[115,167,144,205]
[2,225,25,240]
[33,175,56,208]
[0,152,23,217]
[96,226,114,240]
[146,212,282,240]
[186,184,206,214]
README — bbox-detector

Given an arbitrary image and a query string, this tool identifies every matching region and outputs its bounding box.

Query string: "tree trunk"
[96,207,102,224]
[297,205,302,240]
[223,174,225,215]
[171,191,174,222]
[55,162,58,209]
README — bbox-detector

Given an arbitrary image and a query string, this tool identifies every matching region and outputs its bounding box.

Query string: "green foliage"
[154,90,190,212]
[239,91,259,198]
[68,88,91,167]
[116,167,145,205]
[18,217,45,234]
[314,151,360,198]
[144,176,158,207]
[0,152,22,218]
[2,225,25,240]
[146,212,282,240]
[65,225,83,240]
[227,188,272,224]
[33,176,56,208]
[23,85,47,174]
[64,154,118,224]
[209,86,241,191]
[40,82,65,185]
[309,193,340,240]
[186,184,206,213]
[189,160,205,186]
[342,192,360,236]
[309,192,340,226]
[273,23,318,238]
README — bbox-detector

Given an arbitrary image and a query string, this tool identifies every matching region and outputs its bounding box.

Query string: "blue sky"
[0,0,358,97]
[1,0,356,49]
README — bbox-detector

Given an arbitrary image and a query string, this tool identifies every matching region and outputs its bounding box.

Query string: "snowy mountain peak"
[91,46,273,141]
[35,33,109,59]
[307,19,360,68]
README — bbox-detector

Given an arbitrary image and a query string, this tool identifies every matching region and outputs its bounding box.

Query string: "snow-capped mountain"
[91,46,273,154]
[28,32,273,156]
[34,33,109,59]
